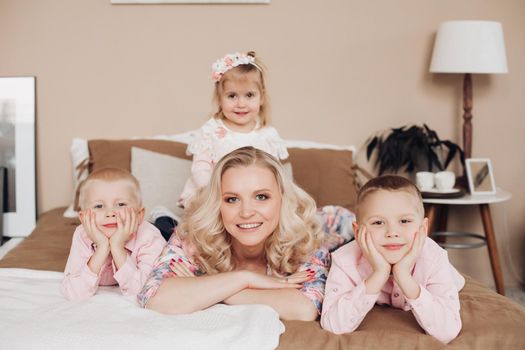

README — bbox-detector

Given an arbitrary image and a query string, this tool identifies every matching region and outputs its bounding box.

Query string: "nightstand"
[423,188,512,295]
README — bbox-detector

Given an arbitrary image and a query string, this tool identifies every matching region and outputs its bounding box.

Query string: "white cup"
[434,171,455,191]
[416,171,435,191]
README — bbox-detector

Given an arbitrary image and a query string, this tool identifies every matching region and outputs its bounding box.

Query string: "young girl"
[61,168,166,301]
[321,175,465,343]
[151,51,288,238]
[139,147,329,320]
[179,51,288,207]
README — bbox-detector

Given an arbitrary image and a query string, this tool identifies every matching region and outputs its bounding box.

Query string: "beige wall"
[1,0,524,288]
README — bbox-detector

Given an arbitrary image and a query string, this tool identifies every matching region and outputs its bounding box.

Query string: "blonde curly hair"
[179,146,324,276]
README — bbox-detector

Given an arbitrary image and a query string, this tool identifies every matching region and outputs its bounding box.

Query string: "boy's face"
[353,189,428,264]
[81,179,143,237]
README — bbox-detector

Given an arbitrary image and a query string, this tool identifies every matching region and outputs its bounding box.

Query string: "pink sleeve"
[406,251,462,344]
[113,223,166,296]
[61,226,101,301]
[179,152,213,207]
[320,252,378,334]
[190,152,214,189]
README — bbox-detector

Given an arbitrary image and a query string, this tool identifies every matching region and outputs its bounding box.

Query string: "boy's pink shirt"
[321,237,465,344]
[61,221,166,301]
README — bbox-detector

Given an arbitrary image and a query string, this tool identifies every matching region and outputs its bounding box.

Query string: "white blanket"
[0,268,284,350]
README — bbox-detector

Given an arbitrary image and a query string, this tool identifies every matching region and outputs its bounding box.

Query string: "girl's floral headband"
[211,52,261,82]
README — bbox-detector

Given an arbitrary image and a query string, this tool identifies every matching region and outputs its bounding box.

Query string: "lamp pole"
[462,73,473,159]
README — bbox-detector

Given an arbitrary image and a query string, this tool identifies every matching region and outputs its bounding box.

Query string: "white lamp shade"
[430,20,508,74]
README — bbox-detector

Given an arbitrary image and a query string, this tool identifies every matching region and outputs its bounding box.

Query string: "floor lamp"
[429,20,508,160]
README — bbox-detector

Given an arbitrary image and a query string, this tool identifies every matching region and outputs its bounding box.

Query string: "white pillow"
[64,132,196,218]
[63,138,90,218]
[131,147,191,222]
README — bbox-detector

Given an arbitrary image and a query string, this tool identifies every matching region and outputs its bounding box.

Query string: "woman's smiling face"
[220,164,282,253]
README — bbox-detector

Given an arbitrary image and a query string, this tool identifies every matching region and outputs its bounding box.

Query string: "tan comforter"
[1,207,524,349]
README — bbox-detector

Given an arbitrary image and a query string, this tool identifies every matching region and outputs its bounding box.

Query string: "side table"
[423,188,512,295]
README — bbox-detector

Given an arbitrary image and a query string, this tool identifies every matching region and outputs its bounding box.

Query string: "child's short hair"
[78,168,142,210]
[356,175,424,217]
[212,51,270,126]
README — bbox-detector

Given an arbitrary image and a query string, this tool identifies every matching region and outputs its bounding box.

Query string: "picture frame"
[0,77,36,237]
[465,158,496,195]
[111,0,270,4]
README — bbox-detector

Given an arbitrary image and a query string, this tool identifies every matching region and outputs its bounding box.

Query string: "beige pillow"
[131,147,190,220]
[65,136,357,217]
[287,147,356,211]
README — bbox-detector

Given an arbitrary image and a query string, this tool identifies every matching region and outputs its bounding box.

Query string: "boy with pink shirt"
[321,175,464,344]
[61,168,165,301]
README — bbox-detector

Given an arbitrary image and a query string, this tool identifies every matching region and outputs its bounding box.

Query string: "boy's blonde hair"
[78,168,142,210]
[179,146,324,276]
[212,51,270,127]
[356,175,424,219]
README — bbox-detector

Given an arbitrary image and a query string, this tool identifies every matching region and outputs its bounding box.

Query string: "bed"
[1,137,524,349]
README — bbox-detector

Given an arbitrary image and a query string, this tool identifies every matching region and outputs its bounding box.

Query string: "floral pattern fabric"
[138,205,356,314]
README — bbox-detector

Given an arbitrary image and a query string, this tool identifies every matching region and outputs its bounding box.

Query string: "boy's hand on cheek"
[392,225,426,299]
[80,209,109,248]
[393,225,426,277]
[110,208,138,248]
[357,225,390,274]
[357,225,390,294]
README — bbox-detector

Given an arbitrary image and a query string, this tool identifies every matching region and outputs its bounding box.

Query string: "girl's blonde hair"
[212,51,270,127]
[179,146,324,275]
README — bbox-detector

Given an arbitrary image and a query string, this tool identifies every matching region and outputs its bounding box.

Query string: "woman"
[138,146,330,320]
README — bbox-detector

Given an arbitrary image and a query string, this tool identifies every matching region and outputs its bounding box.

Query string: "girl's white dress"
[179,117,288,207]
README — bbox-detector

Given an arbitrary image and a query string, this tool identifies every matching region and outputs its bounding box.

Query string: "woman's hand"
[170,262,313,289]
[170,259,196,277]
[244,270,309,290]
[80,209,108,248]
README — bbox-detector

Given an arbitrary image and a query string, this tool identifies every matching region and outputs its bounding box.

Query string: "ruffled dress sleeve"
[260,126,289,160]
[296,246,331,314]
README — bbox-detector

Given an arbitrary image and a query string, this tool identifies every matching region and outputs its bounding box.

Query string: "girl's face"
[353,189,427,264]
[81,179,142,237]
[220,164,281,254]
[219,71,263,133]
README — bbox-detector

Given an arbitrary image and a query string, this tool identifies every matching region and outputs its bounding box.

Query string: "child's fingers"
[130,208,139,234]
[364,229,376,256]
[123,208,131,232]
[415,227,426,252]
[357,225,368,252]
[116,210,123,225]
[86,210,96,233]
[129,208,137,232]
